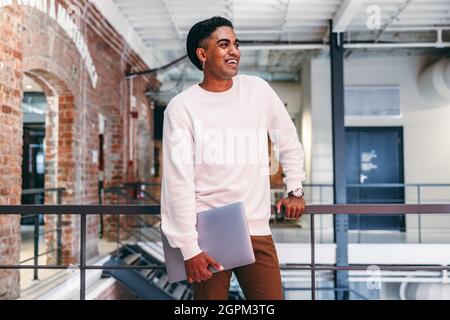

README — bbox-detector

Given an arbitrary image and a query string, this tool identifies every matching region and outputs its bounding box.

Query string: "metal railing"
[272,183,450,244]
[272,183,450,205]
[100,183,161,239]
[19,188,65,280]
[101,183,161,204]
[2,203,450,300]
[103,182,450,205]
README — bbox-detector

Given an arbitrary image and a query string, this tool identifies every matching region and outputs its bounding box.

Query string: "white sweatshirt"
[160,74,305,260]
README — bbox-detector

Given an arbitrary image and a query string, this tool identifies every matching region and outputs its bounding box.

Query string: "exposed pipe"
[386,27,450,32]
[126,54,187,79]
[240,44,327,51]
[129,77,134,162]
[345,42,450,49]
[125,40,450,79]
[241,42,450,51]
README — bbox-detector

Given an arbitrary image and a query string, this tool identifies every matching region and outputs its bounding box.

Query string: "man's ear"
[196,47,206,63]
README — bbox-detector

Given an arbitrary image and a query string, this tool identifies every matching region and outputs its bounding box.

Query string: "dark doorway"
[21,91,46,224]
[346,127,405,231]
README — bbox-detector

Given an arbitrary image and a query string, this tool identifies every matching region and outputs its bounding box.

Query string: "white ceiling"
[90,0,450,84]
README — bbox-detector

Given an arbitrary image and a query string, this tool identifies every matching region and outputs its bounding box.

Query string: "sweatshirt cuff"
[180,241,202,261]
[286,181,304,194]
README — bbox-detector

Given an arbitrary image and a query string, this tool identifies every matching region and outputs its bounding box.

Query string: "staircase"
[103,217,245,300]
[103,243,193,300]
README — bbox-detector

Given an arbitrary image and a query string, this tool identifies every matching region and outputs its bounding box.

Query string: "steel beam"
[329,20,349,300]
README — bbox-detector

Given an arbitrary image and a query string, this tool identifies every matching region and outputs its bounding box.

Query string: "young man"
[160,16,306,300]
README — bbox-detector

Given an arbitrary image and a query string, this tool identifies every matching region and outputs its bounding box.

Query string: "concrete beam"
[333,0,365,33]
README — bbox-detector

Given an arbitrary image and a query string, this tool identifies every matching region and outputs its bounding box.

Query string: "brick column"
[0,4,23,300]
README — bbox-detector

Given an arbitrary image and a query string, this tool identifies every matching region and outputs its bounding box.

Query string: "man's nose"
[229,45,240,58]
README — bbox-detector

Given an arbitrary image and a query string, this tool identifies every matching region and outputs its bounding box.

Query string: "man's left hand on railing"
[276,196,306,219]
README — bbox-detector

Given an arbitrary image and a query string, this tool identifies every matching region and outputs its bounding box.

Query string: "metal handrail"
[100,184,160,239]
[21,188,66,195]
[2,204,450,300]
[301,183,450,187]
[19,248,60,264]
[102,183,160,203]
[281,183,450,244]
[20,188,65,280]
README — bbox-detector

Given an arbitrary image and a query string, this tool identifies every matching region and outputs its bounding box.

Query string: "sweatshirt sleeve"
[160,109,201,261]
[264,80,306,193]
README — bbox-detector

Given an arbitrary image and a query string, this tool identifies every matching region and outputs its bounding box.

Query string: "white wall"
[344,55,450,185]
[299,58,334,229]
[346,55,450,231]
[304,54,450,232]
[268,82,305,181]
[269,81,302,118]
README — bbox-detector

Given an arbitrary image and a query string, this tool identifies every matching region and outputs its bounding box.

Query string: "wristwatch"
[288,187,304,198]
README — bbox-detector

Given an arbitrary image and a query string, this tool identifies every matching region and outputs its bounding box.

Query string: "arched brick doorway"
[1,1,157,299]
[23,69,82,265]
[21,0,102,262]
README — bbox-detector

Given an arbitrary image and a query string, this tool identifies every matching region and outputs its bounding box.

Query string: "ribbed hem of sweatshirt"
[247,218,272,236]
[180,241,202,261]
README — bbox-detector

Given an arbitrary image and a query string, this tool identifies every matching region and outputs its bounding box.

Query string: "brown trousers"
[192,235,283,300]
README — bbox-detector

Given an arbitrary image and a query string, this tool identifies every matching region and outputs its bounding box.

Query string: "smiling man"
[160,16,306,300]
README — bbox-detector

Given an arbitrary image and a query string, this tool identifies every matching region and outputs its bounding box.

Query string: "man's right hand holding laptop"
[185,252,224,283]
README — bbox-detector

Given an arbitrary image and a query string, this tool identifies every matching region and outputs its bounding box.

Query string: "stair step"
[172,284,187,300]
[142,229,161,241]
[155,274,169,289]
[140,268,157,279]
[123,253,141,265]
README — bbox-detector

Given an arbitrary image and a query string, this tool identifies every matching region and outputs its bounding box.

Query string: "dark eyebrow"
[217,38,240,44]
[217,39,230,44]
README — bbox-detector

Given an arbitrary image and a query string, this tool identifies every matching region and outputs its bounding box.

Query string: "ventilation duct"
[402,283,450,300]
[418,59,450,108]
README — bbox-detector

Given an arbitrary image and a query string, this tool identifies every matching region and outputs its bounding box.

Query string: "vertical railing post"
[418,185,422,243]
[311,213,316,300]
[33,209,40,281]
[117,213,121,251]
[57,190,63,265]
[80,213,86,300]
[139,214,143,243]
[319,185,323,204]
[319,186,324,244]
[99,185,104,239]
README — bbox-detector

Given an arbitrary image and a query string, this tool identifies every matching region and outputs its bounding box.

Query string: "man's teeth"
[226,60,238,65]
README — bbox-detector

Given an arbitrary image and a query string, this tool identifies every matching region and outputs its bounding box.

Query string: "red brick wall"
[0,0,158,298]
[0,4,23,300]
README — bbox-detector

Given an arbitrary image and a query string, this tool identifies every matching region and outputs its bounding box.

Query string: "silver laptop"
[161,202,255,283]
